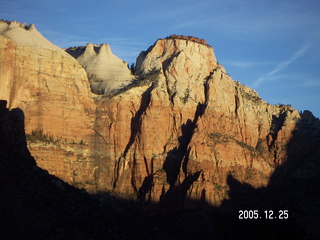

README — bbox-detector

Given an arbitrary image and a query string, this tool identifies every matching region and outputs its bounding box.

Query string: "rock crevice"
[1,22,318,208]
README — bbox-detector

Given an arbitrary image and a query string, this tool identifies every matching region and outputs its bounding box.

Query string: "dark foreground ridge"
[0,100,216,240]
[1,99,320,240]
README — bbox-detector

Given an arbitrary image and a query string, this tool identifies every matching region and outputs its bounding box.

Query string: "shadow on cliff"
[210,110,320,239]
[0,100,119,239]
[1,98,320,240]
[0,100,216,240]
[139,108,320,239]
[0,101,148,239]
[163,102,207,187]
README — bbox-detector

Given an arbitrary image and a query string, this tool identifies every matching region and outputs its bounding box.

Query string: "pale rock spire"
[28,24,36,31]
[84,43,96,55]
[98,43,112,55]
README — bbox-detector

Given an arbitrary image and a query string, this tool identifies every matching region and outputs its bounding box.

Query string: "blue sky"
[1,0,320,117]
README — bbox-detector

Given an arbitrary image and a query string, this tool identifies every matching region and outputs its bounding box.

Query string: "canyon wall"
[0,22,315,206]
[99,36,301,205]
[0,21,99,191]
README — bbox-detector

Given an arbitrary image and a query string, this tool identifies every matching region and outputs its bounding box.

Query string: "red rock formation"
[0,22,99,192]
[165,34,209,46]
[0,21,309,207]
[113,36,301,206]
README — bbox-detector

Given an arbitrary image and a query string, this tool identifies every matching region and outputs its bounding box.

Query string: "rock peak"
[0,19,36,31]
[27,23,36,31]
[164,34,210,47]
[66,43,133,94]
[0,20,62,51]
[98,43,112,55]
[2,23,320,237]
[135,34,216,78]
[84,43,95,55]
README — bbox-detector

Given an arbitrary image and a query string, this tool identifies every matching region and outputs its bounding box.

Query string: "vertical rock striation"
[0,20,99,192]
[1,23,318,209]
[104,35,303,206]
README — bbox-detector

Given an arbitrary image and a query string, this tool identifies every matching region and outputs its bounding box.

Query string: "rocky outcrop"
[0,20,62,51]
[165,34,210,46]
[1,23,319,211]
[135,35,217,105]
[66,43,133,94]
[107,35,303,205]
[0,21,101,192]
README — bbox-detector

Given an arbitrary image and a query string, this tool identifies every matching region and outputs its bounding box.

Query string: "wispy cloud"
[222,60,273,69]
[43,29,146,48]
[170,20,210,30]
[256,74,315,87]
[42,30,85,41]
[43,30,145,63]
[301,79,320,88]
[41,30,87,48]
[251,39,313,88]
[99,37,147,47]
[145,1,211,22]
[211,1,320,41]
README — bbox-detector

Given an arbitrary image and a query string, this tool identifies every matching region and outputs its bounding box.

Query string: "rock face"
[1,23,319,211]
[104,35,303,205]
[66,44,133,94]
[0,20,62,51]
[135,35,217,104]
[0,20,100,192]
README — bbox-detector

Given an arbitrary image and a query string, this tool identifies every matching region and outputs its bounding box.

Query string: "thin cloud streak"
[170,20,210,30]
[252,40,312,88]
[223,60,273,69]
[301,79,320,88]
[43,29,146,48]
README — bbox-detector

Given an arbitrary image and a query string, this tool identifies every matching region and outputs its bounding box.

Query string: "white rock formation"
[135,35,218,104]
[0,21,62,52]
[68,43,134,94]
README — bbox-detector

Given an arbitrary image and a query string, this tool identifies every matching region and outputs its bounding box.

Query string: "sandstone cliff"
[100,35,303,206]
[66,43,133,94]
[1,22,319,209]
[0,20,101,192]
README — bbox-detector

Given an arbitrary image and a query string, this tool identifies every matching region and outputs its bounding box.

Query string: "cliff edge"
[1,23,319,210]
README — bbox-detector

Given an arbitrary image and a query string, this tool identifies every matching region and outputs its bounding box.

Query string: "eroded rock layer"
[1,24,318,208]
[99,35,302,205]
[66,43,133,94]
[0,21,99,192]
